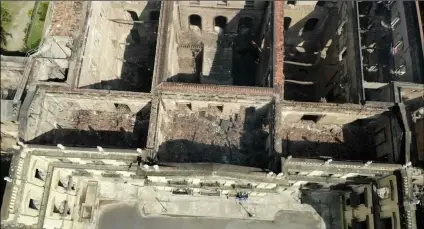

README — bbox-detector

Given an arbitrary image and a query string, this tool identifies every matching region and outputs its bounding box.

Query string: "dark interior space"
[115,2,160,92]
[214,16,227,30]
[167,4,272,88]
[189,14,202,29]
[281,112,404,163]
[283,7,340,103]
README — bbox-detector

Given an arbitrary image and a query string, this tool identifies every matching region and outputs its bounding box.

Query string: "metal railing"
[12,48,39,103]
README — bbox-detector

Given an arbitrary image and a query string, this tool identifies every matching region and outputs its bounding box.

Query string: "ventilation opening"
[114,103,131,112]
[301,114,323,123]
[304,18,319,32]
[214,16,227,29]
[284,17,292,30]
[178,103,192,111]
[172,188,192,195]
[34,169,45,181]
[217,105,223,112]
[149,11,160,21]
[29,199,39,210]
[189,14,202,29]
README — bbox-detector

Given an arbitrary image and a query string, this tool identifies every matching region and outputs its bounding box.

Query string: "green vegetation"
[27,9,33,17]
[25,2,49,50]
[1,3,12,28]
[1,3,11,48]
[37,2,48,21]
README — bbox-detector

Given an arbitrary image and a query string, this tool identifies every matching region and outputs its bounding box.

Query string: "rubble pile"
[159,108,269,167]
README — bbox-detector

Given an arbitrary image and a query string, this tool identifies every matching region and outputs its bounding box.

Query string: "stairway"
[201,45,233,85]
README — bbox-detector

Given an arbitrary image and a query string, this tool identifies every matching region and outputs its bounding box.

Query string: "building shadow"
[297,184,344,229]
[164,1,272,88]
[155,104,276,170]
[0,154,12,209]
[25,103,151,149]
[281,110,405,164]
[283,2,363,104]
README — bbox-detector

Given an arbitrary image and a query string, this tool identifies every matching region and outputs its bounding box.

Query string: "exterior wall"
[367,113,403,163]
[2,145,289,228]
[178,1,266,10]
[78,1,160,89]
[342,184,374,229]
[156,1,269,85]
[284,2,328,54]
[340,175,401,229]
[391,1,423,83]
[178,5,264,34]
[280,101,389,126]
[20,86,152,142]
[322,2,362,103]
[376,175,401,229]
[256,3,273,86]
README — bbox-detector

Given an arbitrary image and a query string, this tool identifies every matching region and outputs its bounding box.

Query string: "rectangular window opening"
[389,180,395,201]
[359,191,366,204]
[345,197,351,206]
[34,169,45,181]
[380,217,393,229]
[301,114,324,123]
[29,199,39,210]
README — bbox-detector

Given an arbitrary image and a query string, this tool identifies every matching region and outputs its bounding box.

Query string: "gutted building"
[1,1,423,229]
[154,1,273,87]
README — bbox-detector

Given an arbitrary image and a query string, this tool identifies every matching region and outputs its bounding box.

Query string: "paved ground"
[98,203,326,229]
[2,1,35,51]
[91,181,342,229]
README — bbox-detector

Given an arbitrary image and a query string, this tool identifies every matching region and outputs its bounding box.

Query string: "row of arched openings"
[189,14,253,32]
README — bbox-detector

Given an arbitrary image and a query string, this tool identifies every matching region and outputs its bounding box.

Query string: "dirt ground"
[70,110,137,132]
[34,108,150,148]
[158,107,269,167]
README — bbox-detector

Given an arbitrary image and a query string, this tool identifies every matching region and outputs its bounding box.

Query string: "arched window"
[189,14,202,29]
[284,17,292,30]
[304,18,319,32]
[150,11,160,21]
[238,17,253,33]
[214,16,227,29]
